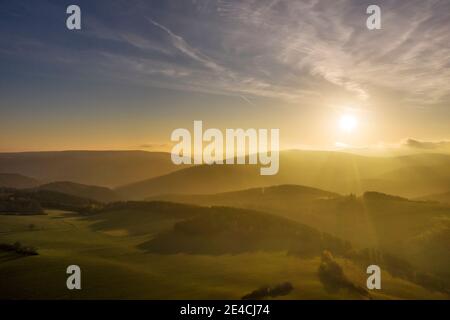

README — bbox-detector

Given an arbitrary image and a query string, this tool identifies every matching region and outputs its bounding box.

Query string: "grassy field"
[0,209,447,300]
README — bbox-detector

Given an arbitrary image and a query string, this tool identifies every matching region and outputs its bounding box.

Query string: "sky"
[0,0,449,152]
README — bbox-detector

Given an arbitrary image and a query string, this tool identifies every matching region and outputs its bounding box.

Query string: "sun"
[339,114,358,133]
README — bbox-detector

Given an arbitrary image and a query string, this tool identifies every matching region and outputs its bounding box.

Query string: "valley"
[1,208,448,300]
[1,150,449,299]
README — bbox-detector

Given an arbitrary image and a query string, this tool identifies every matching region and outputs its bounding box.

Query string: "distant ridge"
[0,173,40,189]
[362,191,410,202]
[5,189,99,211]
[0,150,189,187]
[416,191,450,204]
[117,150,450,199]
[35,181,120,203]
[147,184,339,205]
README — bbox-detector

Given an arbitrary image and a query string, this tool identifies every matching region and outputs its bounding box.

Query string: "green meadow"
[1,151,449,299]
[0,208,447,300]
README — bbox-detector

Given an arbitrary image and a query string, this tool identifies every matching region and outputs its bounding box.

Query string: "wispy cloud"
[2,0,449,108]
[141,0,449,106]
[404,138,450,150]
[146,17,226,73]
[216,0,450,105]
[138,143,171,151]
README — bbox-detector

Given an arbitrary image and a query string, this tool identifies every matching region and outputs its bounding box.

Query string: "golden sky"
[1,0,449,153]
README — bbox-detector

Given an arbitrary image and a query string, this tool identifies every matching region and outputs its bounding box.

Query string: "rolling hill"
[0,199,448,299]
[416,191,450,204]
[0,188,100,212]
[149,185,450,278]
[35,181,120,203]
[84,201,208,236]
[0,151,188,187]
[147,184,339,212]
[85,199,450,294]
[138,205,349,256]
[78,200,349,258]
[117,151,450,199]
[0,173,40,189]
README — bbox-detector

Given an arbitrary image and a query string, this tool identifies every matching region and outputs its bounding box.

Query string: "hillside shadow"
[137,207,351,257]
[0,252,27,263]
[81,201,206,236]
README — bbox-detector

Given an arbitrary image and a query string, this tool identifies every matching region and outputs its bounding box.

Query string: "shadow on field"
[0,252,27,263]
[137,207,350,256]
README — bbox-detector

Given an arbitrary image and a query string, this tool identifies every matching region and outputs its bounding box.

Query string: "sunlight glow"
[339,114,358,133]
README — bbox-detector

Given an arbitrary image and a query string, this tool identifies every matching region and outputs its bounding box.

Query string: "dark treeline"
[0,191,43,215]
[0,241,38,256]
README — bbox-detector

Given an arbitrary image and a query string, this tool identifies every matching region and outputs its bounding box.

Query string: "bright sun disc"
[339,115,357,132]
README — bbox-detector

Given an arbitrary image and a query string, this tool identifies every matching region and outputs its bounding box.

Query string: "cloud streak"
[404,139,450,150]
[216,0,450,105]
[2,0,449,108]
[146,17,226,73]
